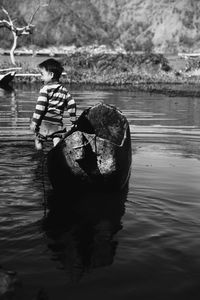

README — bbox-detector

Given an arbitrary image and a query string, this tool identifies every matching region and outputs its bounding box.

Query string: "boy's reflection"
[42,189,128,283]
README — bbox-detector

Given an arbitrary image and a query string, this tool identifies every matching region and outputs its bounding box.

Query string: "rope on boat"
[41,150,48,217]
[72,135,96,150]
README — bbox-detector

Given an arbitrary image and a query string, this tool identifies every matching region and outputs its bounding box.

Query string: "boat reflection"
[0,84,14,95]
[42,188,128,283]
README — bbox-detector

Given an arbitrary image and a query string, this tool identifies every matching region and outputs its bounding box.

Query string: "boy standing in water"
[30,58,77,150]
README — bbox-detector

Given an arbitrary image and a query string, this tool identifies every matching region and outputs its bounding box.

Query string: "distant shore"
[1,46,200,96]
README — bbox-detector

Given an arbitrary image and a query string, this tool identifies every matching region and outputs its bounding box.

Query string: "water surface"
[0,84,200,299]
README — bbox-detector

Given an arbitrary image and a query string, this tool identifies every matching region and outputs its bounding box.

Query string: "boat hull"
[0,72,15,87]
[47,103,132,192]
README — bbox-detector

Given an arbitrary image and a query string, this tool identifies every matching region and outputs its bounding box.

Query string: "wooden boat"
[0,71,15,86]
[47,103,132,192]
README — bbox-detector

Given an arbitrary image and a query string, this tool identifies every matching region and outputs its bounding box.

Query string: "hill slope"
[0,0,200,52]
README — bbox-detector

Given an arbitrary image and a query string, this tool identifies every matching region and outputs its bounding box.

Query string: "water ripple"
[1,87,200,298]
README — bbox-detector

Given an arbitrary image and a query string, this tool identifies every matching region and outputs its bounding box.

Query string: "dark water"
[0,84,200,299]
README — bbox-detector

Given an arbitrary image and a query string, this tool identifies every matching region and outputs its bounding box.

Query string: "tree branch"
[28,4,48,25]
[0,19,12,29]
[1,7,13,24]
[0,2,49,65]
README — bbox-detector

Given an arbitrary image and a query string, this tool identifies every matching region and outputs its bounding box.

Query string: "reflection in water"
[1,86,200,299]
[0,86,17,135]
[0,83,14,94]
[42,189,127,283]
[0,85,15,114]
[10,91,17,124]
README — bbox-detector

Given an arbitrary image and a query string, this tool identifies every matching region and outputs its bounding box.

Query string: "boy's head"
[38,58,64,83]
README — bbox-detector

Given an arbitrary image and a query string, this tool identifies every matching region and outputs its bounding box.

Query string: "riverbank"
[1,46,200,96]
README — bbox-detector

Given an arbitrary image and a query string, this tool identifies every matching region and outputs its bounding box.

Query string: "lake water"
[0,83,200,299]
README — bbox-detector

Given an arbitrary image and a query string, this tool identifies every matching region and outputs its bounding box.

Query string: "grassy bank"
[1,46,200,96]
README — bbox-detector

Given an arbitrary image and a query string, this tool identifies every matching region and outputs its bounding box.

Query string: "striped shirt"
[32,82,76,127]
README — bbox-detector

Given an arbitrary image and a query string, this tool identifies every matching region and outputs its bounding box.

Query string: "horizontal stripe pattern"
[32,83,76,127]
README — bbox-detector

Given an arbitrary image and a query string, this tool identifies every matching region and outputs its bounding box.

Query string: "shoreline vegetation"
[1,45,200,96]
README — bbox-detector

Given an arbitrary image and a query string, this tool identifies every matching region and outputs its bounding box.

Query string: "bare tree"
[0,1,49,65]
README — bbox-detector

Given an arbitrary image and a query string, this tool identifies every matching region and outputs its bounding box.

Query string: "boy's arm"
[65,92,77,125]
[30,86,48,132]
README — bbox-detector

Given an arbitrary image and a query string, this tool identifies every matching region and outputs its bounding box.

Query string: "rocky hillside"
[0,0,200,53]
